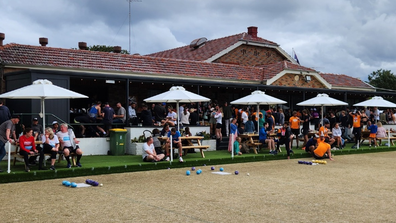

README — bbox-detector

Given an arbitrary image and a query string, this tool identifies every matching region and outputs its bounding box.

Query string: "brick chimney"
[78,42,87,50]
[247,26,258,38]
[39,37,48,46]
[113,46,121,53]
[0,33,4,46]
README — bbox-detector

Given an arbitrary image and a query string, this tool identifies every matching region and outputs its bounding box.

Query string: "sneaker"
[369,144,371,147]
[25,166,30,172]
[50,165,56,171]
[165,157,170,162]
[76,162,82,167]
[351,144,357,149]
[272,150,278,155]
[290,149,294,154]
[66,163,71,168]
[179,157,184,163]
[269,150,274,154]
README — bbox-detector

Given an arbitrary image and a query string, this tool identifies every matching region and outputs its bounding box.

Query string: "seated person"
[367,121,378,147]
[237,123,245,135]
[304,134,318,153]
[162,106,177,127]
[182,127,195,153]
[319,121,335,147]
[233,136,243,155]
[165,127,183,163]
[142,136,165,162]
[151,128,164,155]
[56,123,83,168]
[377,122,393,146]
[332,123,343,149]
[40,127,60,171]
[310,135,334,161]
[19,128,44,172]
[259,123,275,153]
[140,104,153,126]
[276,122,293,158]
[244,116,255,133]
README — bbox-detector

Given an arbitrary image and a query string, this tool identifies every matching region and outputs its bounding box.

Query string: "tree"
[367,69,396,90]
[87,45,129,54]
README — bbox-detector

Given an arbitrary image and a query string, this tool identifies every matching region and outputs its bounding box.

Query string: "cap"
[162,102,166,106]
[52,121,58,125]
[323,119,330,124]
[11,115,20,119]
[33,117,38,121]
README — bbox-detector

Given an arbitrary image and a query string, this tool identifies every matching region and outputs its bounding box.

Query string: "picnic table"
[239,133,261,154]
[158,136,209,158]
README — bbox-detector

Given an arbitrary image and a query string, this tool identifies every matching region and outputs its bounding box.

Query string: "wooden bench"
[13,142,76,167]
[247,142,262,154]
[377,137,396,146]
[180,145,210,158]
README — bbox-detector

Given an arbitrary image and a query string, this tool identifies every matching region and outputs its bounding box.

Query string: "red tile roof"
[320,73,372,89]
[146,32,278,61]
[260,60,317,80]
[0,43,263,81]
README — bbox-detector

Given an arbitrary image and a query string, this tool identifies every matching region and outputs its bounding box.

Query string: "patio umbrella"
[230,90,287,158]
[297,93,348,127]
[0,79,88,173]
[231,90,287,133]
[354,96,396,148]
[144,86,210,131]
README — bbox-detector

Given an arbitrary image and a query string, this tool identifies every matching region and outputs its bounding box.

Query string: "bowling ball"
[220,167,224,172]
[186,170,191,176]
[71,182,77,188]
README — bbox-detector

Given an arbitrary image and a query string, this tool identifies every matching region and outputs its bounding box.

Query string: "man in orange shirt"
[289,111,301,149]
[311,135,334,161]
[349,109,362,149]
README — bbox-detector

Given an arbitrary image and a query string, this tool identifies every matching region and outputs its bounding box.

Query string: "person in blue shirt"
[367,120,378,147]
[165,127,184,162]
[304,134,318,153]
[245,115,255,133]
[259,123,275,153]
[266,111,274,132]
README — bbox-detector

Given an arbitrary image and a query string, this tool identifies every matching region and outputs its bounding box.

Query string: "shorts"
[302,128,309,135]
[313,152,327,159]
[369,133,376,138]
[209,117,216,124]
[216,123,222,129]
[63,145,79,153]
[291,128,300,136]
[143,156,150,162]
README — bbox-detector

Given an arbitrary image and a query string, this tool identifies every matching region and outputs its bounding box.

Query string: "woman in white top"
[332,123,342,148]
[164,106,177,126]
[180,108,190,126]
[41,127,60,170]
[214,106,223,142]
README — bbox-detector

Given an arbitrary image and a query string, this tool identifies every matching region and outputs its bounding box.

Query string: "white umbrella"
[353,96,396,108]
[144,86,210,131]
[354,96,396,148]
[297,93,348,127]
[230,90,287,158]
[0,79,88,173]
[231,90,287,133]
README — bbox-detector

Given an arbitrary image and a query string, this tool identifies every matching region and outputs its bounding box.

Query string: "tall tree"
[88,45,129,54]
[367,69,396,90]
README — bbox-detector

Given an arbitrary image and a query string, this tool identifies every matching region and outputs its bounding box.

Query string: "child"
[367,121,378,147]
[233,137,243,155]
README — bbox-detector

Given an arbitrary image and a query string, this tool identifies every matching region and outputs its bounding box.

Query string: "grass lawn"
[1,142,394,183]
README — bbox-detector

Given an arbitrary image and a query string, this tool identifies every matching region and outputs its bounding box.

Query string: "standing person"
[0,115,19,172]
[278,108,285,126]
[223,102,232,137]
[57,123,83,168]
[289,111,301,149]
[367,120,378,147]
[40,127,59,170]
[154,103,166,123]
[189,108,199,126]
[241,107,248,124]
[228,118,239,152]
[350,109,362,149]
[339,110,352,142]
[102,102,115,134]
[301,109,310,147]
[214,106,223,149]
[31,117,43,141]
[18,127,43,172]
[0,100,11,125]
[142,136,165,162]
[113,102,126,124]
[276,122,293,159]
[140,104,153,126]
[258,113,265,129]
[180,107,190,126]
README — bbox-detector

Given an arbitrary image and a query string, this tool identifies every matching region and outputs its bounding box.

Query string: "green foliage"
[368,69,396,90]
[87,45,130,54]
[196,131,211,140]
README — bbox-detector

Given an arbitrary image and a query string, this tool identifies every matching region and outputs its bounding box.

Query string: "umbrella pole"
[176,101,180,132]
[170,135,173,162]
[231,133,234,159]
[42,98,46,134]
[256,104,259,133]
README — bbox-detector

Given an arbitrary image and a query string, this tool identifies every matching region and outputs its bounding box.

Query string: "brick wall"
[272,73,326,88]
[213,45,285,66]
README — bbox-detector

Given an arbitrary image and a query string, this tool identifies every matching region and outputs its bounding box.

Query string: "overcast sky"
[1,0,395,81]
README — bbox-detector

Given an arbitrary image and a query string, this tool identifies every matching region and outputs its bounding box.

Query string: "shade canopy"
[353,96,396,108]
[0,79,88,173]
[297,93,348,107]
[230,90,287,105]
[297,93,348,128]
[144,86,210,132]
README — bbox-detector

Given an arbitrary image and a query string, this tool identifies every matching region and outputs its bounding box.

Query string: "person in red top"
[19,127,42,172]
[289,111,301,149]
[349,109,362,149]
